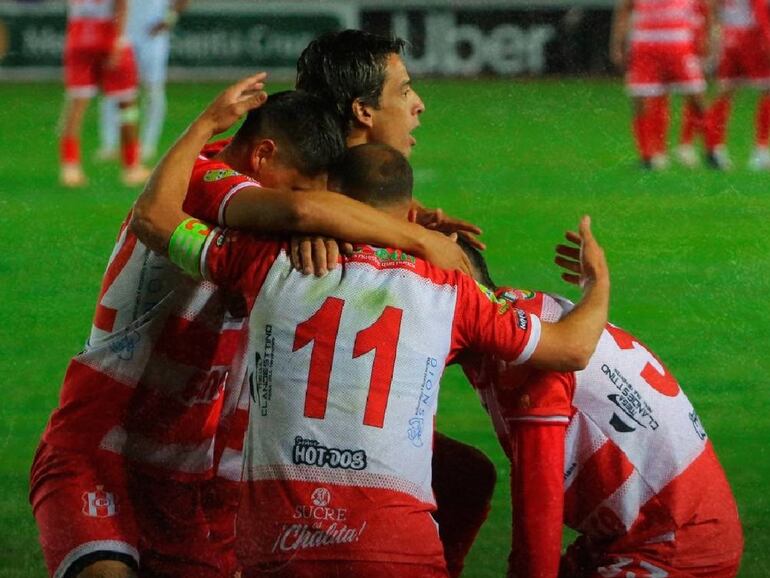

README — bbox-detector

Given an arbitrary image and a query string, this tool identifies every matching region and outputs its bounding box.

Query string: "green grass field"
[0,79,768,577]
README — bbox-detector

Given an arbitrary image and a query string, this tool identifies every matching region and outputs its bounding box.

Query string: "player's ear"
[351,98,374,128]
[407,206,419,223]
[251,139,276,174]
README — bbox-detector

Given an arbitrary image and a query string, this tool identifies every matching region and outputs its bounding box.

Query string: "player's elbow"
[129,201,168,254]
[561,344,593,371]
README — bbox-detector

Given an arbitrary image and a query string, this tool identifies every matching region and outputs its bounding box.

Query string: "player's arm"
[150,0,190,35]
[610,0,633,69]
[508,423,567,578]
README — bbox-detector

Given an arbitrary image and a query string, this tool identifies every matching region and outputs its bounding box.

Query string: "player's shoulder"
[192,140,256,187]
[495,287,573,321]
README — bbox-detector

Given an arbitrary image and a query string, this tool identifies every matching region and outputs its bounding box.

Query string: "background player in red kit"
[706,0,770,169]
[611,0,712,169]
[130,82,612,577]
[458,246,743,578]
[60,0,149,187]
[32,76,470,578]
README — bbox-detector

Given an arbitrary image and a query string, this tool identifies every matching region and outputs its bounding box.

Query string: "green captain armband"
[168,218,212,279]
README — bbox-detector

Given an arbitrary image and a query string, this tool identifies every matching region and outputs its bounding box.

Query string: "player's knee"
[75,559,137,578]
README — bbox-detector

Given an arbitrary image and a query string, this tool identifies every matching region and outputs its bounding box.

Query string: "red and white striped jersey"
[631,0,699,44]
[200,234,541,566]
[43,141,257,481]
[465,288,718,543]
[66,0,119,50]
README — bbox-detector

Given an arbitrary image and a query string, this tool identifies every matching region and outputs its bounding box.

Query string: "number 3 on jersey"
[293,296,404,428]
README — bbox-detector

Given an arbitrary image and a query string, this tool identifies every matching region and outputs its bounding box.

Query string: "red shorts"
[63,41,138,100]
[30,442,240,578]
[30,442,140,578]
[627,42,706,97]
[244,560,448,578]
[717,28,770,87]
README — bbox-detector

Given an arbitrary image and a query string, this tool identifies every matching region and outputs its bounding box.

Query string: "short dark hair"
[458,237,497,290]
[296,30,406,134]
[230,90,346,176]
[330,143,413,208]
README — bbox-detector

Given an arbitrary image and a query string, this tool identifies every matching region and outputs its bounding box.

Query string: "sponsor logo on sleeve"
[689,410,707,440]
[81,486,118,518]
[292,437,367,471]
[515,309,529,330]
[502,289,536,302]
[203,168,241,182]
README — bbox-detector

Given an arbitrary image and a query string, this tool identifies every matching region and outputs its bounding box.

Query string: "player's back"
[236,245,462,569]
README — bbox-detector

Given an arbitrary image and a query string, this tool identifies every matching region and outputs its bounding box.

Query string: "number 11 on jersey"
[293,297,404,428]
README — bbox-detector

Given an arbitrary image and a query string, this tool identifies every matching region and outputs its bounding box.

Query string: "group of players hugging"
[39,3,744,578]
[612,0,770,170]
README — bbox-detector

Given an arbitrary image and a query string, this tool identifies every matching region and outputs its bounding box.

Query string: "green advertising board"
[0,1,359,80]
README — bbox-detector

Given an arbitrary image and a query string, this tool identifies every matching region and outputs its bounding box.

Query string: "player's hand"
[610,43,626,70]
[414,204,485,250]
[290,236,343,277]
[149,21,171,36]
[196,73,268,136]
[421,229,473,275]
[554,216,608,289]
[106,37,127,69]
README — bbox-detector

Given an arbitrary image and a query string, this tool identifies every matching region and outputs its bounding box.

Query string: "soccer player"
[457,245,744,578]
[610,0,712,169]
[60,0,149,187]
[98,0,189,162]
[130,83,611,577]
[703,0,770,169]
[295,30,495,576]
[31,76,468,578]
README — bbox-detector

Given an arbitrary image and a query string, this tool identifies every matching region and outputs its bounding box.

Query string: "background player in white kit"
[130,77,611,577]
[98,0,189,162]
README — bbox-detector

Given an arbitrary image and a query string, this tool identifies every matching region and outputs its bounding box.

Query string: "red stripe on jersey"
[93,233,138,333]
[563,440,635,526]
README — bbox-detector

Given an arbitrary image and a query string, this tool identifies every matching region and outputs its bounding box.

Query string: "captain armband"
[168,218,212,279]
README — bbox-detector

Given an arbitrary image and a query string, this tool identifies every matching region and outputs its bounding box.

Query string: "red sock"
[60,136,80,165]
[706,96,732,151]
[756,95,770,147]
[633,100,654,161]
[649,95,669,154]
[121,138,140,168]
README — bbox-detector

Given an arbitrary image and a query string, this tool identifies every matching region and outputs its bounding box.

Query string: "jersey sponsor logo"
[689,410,707,440]
[271,520,368,554]
[81,485,118,518]
[291,487,348,523]
[249,325,275,416]
[407,357,439,448]
[180,367,228,407]
[374,247,416,264]
[501,288,536,302]
[292,436,367,471]
[108,329,141,361]
[602,364,660,433]
[203,168,241,182]
[515,309,528,330]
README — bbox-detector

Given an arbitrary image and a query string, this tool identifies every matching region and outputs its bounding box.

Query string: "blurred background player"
[97,0,189,163]
[703,0,770,169]
[458,245,743,578]
[60,0,149,187]
[611,0,713,169]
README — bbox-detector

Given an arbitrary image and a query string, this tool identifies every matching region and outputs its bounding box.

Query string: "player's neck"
[215,146,254,179]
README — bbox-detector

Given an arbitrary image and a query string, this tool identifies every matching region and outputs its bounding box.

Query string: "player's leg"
[749,89,770,170]
[631,96,657,168]
[432,432,497,578]
[60,45,98,187]
[102,44,149,186]
[137,35,171,162]
[97,97,121,161]
[704,87,734,170]
[676,99,701,167]
[625,44,667,168]
[648,94,670,168]
[30,442,140,578]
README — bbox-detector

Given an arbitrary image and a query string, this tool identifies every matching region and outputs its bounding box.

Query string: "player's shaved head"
[330,143,413,209]
[296,30,406,133]
[458,237,497,290]
[231,90,345,176]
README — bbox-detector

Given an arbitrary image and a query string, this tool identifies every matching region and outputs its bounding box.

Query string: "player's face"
[368,54,425,158]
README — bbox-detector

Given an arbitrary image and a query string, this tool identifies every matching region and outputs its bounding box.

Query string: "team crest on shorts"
[82,485,118,518]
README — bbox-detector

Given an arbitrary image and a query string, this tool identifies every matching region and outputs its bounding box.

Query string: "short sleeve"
[185,155,258,226]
